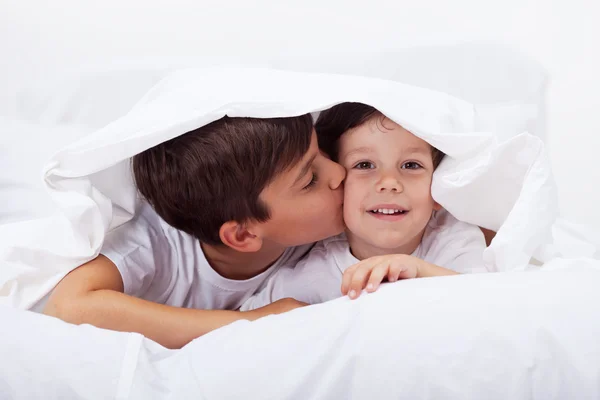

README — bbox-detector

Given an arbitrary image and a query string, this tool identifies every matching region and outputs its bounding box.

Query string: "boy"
[44,114,346,349]
[241,103,488,310]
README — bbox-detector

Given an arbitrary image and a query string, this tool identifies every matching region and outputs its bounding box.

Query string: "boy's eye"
[354,161,375,170]
[401,162,422,170]
[302,173,318,190]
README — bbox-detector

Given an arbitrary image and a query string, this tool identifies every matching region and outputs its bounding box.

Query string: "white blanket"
[2,260,599,399]
[2,66,590,310]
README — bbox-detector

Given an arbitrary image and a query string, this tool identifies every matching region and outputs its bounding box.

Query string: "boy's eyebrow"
[343,146,373,160]
[403,146,431,155]
[345,146,430,158]
[293,153,318,185]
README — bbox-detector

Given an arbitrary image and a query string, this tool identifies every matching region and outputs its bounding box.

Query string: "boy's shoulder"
[426,209,481,236]
[106,201,169,242]
[314,233,350,253]
[101,201,205,278]
[418,209,486,259]
[420,209,488,273]
[103,201,192,255]
[276,242,321,267]
[300,233,356,273]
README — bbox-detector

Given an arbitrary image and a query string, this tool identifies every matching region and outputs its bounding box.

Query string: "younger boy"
[241,103,487,310]
[44,114,346,348]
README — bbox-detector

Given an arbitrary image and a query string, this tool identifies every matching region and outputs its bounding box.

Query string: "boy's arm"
[44,255,305,349]
[415,260,460,277]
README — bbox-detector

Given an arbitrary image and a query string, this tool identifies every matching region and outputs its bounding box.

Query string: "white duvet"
[2,260,600,399]
[1,65,599,398]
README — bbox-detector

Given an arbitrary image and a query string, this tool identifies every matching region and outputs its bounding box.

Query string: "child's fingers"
[365,263,389,292]
[347,265,372,299]
[341,258,378,295]
[387,261,407,282]
[341,265,359,295]
[395,258,419,279]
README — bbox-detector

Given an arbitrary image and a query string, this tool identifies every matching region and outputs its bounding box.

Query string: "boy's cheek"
[343,175,363,191]
[344,176,369,197]
[342,183,360,205]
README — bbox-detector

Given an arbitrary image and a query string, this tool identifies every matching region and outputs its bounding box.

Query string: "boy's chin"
[367,233,413,252]
[373,241,408,252]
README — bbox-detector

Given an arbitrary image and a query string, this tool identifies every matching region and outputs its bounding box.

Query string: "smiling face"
[338,115,440,259]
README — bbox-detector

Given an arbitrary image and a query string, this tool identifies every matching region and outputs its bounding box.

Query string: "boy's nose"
[376,173,404,193]
[327,158,346,190]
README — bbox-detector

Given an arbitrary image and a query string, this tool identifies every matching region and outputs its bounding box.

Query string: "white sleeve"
[100,209,172,298]
[240,246,343,311]
[424,221,489,274]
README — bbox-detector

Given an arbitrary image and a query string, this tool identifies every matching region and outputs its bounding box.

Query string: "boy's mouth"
[368,209,406,215]
[366,205,409,221]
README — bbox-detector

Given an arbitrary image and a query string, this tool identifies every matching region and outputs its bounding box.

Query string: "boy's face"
[258,130,346,247]
[338,116,440,256]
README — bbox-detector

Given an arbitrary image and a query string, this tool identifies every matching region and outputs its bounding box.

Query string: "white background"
[1,0,599,227]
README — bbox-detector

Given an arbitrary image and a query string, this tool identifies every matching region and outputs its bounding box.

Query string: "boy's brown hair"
[133,115,313,245]
[316,102,445,167]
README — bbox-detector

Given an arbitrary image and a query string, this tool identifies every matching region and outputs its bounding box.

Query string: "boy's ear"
[433,201,442,211]
[219,221,263,253]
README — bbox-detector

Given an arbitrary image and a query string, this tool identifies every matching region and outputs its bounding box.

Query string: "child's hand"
[341,254,424,299]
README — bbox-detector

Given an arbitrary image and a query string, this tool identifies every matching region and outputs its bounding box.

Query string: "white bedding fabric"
[0,66,579,310]
[0,117,92,224]
[0,57,599,399]
[2,260,600,400]
[8,42,547,140]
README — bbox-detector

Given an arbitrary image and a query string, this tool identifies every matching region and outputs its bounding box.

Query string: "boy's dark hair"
[133,115,313,245]
[316,102,445,168]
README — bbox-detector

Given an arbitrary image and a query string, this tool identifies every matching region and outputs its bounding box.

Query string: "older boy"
[44,114,346,349]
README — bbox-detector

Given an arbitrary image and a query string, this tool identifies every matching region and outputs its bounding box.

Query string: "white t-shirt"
[240,209,488,311]
[101,202,313,310]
